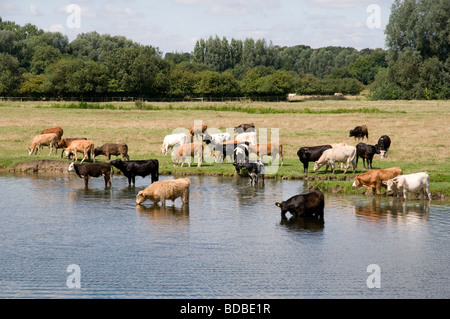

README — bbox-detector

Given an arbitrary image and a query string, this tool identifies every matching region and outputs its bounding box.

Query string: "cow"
[110,159,159,186]
[202,132,231,145]
[63,140,95,164]
[356,142,380,169]
[349,125,368,140]
[249,143,284,166]
[313,145,356,174]
[233,158,265,185]
[136,178,190,207]
[334,92,343,97]
[352,167,403,195]
[275,190,324,218]
[28,133,59,156]
[210,141,249,163]
[94,143,129,161]
[57,138,88,159]
[235,131,257,145]
[233,143,250,165]
[68,162,113,188]
[297,145,332,174]
[41,125,63,140]
[189,123,208,141]
[234,123,255,133]
[383,172,431,201]
[161,133,189,156]
[172,142,203,167]
[376,135,391,158]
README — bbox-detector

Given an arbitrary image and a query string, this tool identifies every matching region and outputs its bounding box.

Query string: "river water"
[0,173,448,299]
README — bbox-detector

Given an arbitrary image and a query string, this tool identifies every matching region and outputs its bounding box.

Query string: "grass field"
[1,98,449,198]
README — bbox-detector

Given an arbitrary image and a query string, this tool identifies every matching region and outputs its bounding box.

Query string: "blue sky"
[1,0,395,54]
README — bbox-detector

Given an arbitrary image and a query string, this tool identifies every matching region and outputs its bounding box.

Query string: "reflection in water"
[280,216,325,232]
[136,203,189,219]
[354,197,430,223]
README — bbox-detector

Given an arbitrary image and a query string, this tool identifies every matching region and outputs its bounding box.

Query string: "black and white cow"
[275,190,325,218]
[233,159,265,185]
[376,135,391,158]
[110,159,159,186]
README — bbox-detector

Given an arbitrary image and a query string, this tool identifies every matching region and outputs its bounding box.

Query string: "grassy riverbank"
[1,99,449,198]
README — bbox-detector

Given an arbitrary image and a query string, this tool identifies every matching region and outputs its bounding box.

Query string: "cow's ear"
[382,181,387,185]
[275,202,281,207]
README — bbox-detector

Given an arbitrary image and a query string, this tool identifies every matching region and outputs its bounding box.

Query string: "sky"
[0,0,395,54]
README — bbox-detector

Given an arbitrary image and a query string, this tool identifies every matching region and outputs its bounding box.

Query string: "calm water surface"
[0,173,449,298]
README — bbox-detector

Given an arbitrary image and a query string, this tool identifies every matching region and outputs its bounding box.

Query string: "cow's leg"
[132,175,136,186]
[80,153,87,164]
[83,176,89,188]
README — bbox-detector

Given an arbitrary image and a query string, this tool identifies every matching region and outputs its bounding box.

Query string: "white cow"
[313,145,356,174]
[382,172,431,201]
[204,132,231,145]
[161,133,189,156]
[235,132,257,145]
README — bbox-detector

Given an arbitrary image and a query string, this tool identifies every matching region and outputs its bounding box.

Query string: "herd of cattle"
[27,122,432,218]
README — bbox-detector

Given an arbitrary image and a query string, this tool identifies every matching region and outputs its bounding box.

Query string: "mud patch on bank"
[8,160,70,173]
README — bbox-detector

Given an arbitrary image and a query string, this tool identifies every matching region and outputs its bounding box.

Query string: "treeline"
[0,0,448,100]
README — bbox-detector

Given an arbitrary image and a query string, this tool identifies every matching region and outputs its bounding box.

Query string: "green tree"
[0,52,22,94]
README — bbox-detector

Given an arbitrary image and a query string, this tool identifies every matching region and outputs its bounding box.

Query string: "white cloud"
[175,0,280,15]
[29,4,42,16]
[47,24,65,33]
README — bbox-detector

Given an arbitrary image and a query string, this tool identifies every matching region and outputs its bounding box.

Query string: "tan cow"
[136,178,191,206]
[313,145,356,174]
[28,133,59,156]
[249,143,283,166]
[352,167,403,195]
[63,140,95,164]
[173,142,203,167]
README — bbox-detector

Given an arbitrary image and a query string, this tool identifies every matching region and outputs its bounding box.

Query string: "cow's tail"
[90,143,95,162]
[153,160,159,183]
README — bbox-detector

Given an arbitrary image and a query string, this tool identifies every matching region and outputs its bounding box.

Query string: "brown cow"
[41,126,63,140]
[63,140,95,164]
[173,142,203,167]
[189,123,207,141]
[58,138,88,158]
[94,143,129,161]
[249,143,283,166]
[352,167,403,195]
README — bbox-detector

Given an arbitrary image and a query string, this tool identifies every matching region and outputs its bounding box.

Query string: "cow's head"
[382,178,398,193]
[110,159,123,169]
[275,201,289,216]
[136,190,146,205]
[313,161,320,172]
[68,162,75,172]
[352,176,361,188]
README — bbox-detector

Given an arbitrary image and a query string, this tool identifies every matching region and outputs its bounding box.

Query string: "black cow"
[349,125,368,140]
[68,162,113,188]
[275,190,324,218]
[356,142,380,169]
[234,123,255,134]
[376,135,391,158]
[297,145,332,173]
[94,143,129,161]
[110,159,159,186]
[233,159,265,185]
